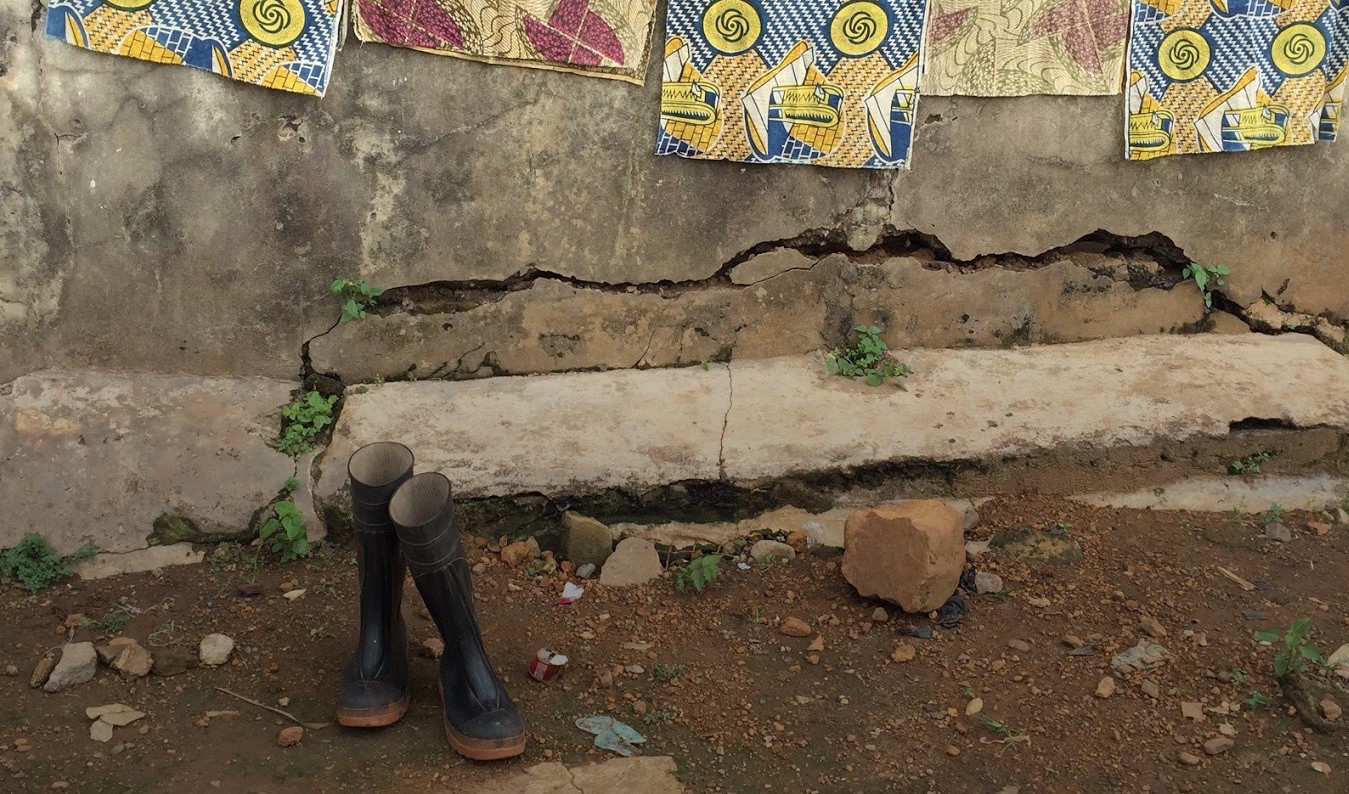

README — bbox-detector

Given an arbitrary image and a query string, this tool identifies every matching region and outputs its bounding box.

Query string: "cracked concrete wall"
[2,2,1347,383]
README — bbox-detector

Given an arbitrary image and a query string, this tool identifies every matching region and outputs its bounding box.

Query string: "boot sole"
[436,679,526,760]
[336,693,410,728]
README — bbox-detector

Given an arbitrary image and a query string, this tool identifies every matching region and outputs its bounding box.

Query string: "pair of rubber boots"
[336,441,524,760]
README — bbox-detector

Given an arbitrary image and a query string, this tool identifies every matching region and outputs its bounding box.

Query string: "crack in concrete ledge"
[718,363,733,480]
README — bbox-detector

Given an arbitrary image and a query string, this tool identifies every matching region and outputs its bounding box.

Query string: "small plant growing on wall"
[825,324,912,387]
[674,554,721,593]
[259,499,310,562]
[1181,263,1231,310]
[330,278,384,323]
[278,390,337,455]
[0,534,97,592]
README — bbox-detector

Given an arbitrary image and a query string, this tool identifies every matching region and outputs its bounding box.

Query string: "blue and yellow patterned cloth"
[657,0,930,169]
[46,0,344,96]
[1126,0,1349,158]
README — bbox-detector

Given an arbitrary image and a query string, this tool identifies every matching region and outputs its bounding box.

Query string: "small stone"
[945,745,960,757]
[1141,680,1161,699]
[780,617,812,637]
[277,726,304,747]
[870,607,889,623]
[278,697,290,707]
[1320,697,1342,722]
[86,704,144,726]
[1182,702,1206,722]
[1218,722,1236,737]
[471,562,486,575]
[785,530,809,555]
[964,540,990,559]
[500,538,540,568]
[576,563,597,579]
[111,641,153,678]
[1062,635,1085,649]
[90,720,114,742]
[1027,596,1052,608]
[95,638,137,665]
[750,539,796,565]
[1312,761,1331,775]
[30,655,57,688]
[50,782,69,790]
[3,664,16,676]
[199,634,235,666]
[1308,520,1331,536]
[1203,737,1233,756]
[44,643,97,692]
[1140,616,1167,638]
[1096,677,1117,699]
[1179,752,1202,766]
[891,643,916,663]
[807,635,825,652]
[1264,522,1291,542]
[563,512,616,569]
[974,571,1004,595]
[1007,639,1030,653]
[421,638,445,660]
[625,664,645,675]
[965,697,983,716]
[152,647,199,677]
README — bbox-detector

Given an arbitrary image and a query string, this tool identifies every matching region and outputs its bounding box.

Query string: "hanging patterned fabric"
[922,0,1132,96]
[351,0,658,84]
[1126,0,1349,159]
[45,0,344,96]
[656,0,931,169]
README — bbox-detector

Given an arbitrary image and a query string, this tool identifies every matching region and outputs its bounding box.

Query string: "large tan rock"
[841,501,964,613]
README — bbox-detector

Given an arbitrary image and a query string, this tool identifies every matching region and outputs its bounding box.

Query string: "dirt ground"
[1,496,1346,793]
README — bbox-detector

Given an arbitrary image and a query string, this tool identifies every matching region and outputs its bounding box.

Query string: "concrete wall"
[3,0,1348,385]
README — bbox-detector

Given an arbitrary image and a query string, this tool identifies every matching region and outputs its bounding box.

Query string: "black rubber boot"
[389,473,525,760]
[336,442,414,727]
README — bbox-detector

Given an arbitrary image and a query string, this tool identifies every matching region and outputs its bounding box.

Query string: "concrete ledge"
[1070,474,1349,513]
[315,335,1349,517]
[0,370,295,554]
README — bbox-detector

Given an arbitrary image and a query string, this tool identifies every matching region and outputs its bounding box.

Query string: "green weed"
[1229,452,1271,475]
[1244,690,1269,709]
[652,664,685,683]
[259,500,310,562]
[642,709,674,725]
[1181,263,1231,310]
[330,278,383,323]
[825,324,912,388]
[0,535,97,593]
[1228,668,1250,684]
[278,390,337,455]
[674,554,721,593]
[1255,618,1324,679]
[1258,503,1285,524]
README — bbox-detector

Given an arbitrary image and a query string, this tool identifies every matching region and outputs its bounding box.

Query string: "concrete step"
[315,334,1349,527]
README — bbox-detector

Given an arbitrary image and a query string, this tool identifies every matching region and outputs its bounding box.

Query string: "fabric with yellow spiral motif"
[1271,23,1326,77]
[703,0,762,54]
[830,2,889,57]
[240,0,307,48]
[1158,28,1209,82]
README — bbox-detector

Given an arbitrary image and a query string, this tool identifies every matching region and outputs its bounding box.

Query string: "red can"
[528,649,569,682]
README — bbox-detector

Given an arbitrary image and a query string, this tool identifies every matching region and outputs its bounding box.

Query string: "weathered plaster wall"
[2,0,1347,383]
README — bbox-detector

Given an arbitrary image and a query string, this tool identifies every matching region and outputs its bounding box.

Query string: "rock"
[30,655,57,688]
[974,571,1004,594]
[1321,697,1342,722]
[95,638,137,665]
[90,721,114,743]
[1179,751,1202,766]
[1008,639,1031,653]
[199,634,235,666]
[807,635,825,652]
[1141,680,1161,699]
[111,641,153,678]
[749,539,796,565]
[3,664,15,676]
[871,607,889,623]
[500,538,541,568]
[44,643,97,692]
[1140,616,1167,638]
[576,562,597,579]
[779,617,812,637]
[1027,596,1051,608]
[1182,702,1206,722]
[945,744,960,757]
[277,726,304,747]
[1264,522,1291,542]
[1330,644,1349,678]
[1062,634,1085,649]
[472,562,486,575]
[563,513,615,568]
[1337,507,1349,526]
[1218,722,1236,737]
[151,647,199,677]
[891,643,917,663]
[1096,677,1117,699]
[599,538,662,587]
[966,697,983,716]
[1203,737,1233,755]
[86,704,145,726]
[785,530,809,555]
[421,638,445,660]
[841,501,964,613]
[964,540,991,559]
